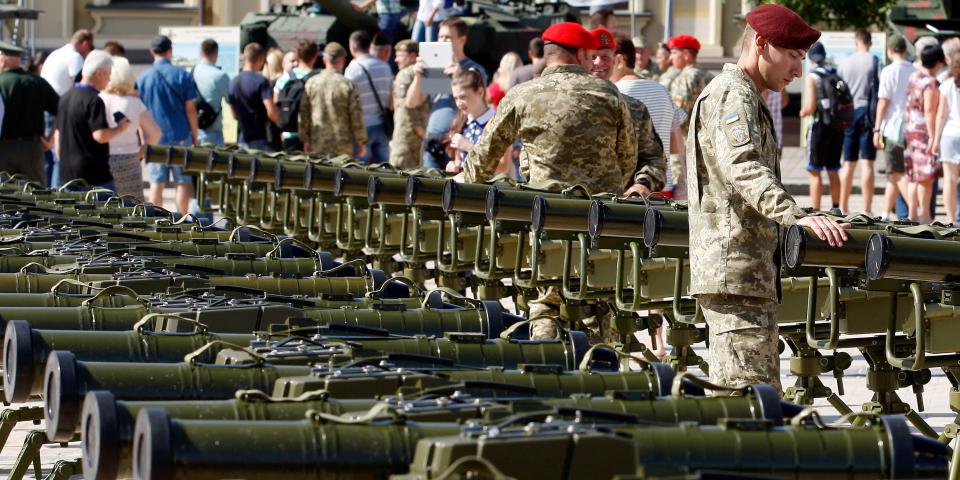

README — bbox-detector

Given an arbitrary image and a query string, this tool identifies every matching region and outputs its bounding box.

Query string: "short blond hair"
[104,55,135,95]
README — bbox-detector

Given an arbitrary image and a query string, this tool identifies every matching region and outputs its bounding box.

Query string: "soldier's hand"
[623,184,650,197]
[797,216,851,247]
[414,62,425,77]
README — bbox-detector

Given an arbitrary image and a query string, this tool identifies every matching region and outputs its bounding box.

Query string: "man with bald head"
[688,4,850,393]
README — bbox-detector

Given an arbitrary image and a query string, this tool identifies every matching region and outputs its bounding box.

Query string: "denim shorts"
[145,163,191,184]
[941,134,960,165]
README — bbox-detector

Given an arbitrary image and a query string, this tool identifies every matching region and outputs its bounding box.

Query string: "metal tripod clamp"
[805,268,841,350]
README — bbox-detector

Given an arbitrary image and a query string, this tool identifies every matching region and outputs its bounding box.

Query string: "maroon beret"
[667,35,700,52]
[590,27,616,50]
[542,22,599,50]
[746,4,821,50]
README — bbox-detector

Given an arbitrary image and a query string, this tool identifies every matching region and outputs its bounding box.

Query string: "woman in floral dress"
[903,44,945,223]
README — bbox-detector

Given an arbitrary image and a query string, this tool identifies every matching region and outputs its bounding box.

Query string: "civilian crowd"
[5,14,960,225]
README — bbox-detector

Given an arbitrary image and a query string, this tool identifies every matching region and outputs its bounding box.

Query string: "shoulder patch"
[725,122,751,147]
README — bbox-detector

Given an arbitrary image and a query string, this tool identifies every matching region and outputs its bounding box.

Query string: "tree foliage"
[760,0,897,30]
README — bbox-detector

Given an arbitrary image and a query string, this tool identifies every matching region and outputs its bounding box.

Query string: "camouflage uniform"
[299,69,367,157]
[466,63,637,341]
[669,64,712,188]
[389,66,429,169]
[465,64,637,194]
[623,95,666,191]
[635,61,661,81]
[658,66,681,90]
[687,64,807,393]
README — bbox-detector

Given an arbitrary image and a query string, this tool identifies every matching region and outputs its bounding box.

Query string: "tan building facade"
[606,0,754,59]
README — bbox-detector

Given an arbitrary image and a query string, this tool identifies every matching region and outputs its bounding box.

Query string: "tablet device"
[420,42,454,96]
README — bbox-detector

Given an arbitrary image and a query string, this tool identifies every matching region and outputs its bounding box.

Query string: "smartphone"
[113,111,126,123]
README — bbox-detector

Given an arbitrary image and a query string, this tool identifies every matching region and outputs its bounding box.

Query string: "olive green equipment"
[43,343,661,443]
[331,164,404,259]
[436,177,518,293]
[400,175,450,284]
[777,224,949,437]
[3,313,447,403]
[0,270,210,294]
[131,407,461,480]
[272,350,670,400]
[366,169,449,278]
[81,377,792,480]
[41,347,317,442]
[398,411,949,480]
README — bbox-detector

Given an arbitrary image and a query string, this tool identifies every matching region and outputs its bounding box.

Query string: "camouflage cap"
[395,39,418,54]
[324,42,346,60]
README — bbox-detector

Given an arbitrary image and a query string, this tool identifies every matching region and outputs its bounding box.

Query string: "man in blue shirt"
[136,35,199,215]
[406,17,487,169]
[192,38,229,146]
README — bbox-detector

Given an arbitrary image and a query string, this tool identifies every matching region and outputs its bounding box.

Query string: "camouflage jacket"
[658,66,681,90]
[299,69,367,157]
[671,64,712,134]
[686,63,806,301]
[465,64,636,195]
[622,95,666,191]
[389,66,429,169]
[635,61,661,81]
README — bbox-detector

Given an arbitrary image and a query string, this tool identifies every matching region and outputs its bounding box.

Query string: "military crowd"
[0,3,857,393]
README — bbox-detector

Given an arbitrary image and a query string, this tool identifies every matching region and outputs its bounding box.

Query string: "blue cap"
[150,35,172,53]
[808,42,826,63]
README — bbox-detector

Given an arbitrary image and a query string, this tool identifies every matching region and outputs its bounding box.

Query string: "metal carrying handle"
[183,340,265,367]
[365,276,423,300]
[577,343,648,372]
[48,278,105,296]
[235,389,330,403]
[432,456,517,480]
[228,225,277,243]
[57,178,91,192]
[670,371,748,397]
[80,284,149,307]
[421,287,485,310]
[316,258,369,278]
[264,236,319,260]
[886,282,931,370]
[308,402,402,425]
[672,257,703,325]
[805,269,841,350]
[133,313,209,335]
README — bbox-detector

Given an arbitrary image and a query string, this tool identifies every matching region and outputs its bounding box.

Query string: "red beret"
[746,4,821,50]
[667,35,701,52]
[590,27,616,50]
[542,22,599,50]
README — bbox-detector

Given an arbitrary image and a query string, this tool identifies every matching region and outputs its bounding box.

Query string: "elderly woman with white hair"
[98,55,161,199]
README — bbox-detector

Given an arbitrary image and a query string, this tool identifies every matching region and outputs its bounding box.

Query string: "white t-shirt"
[416,0,447,22]
[616,78,681,154]
[40,44,83,96]
[878,59,917,140]
[941,80,960,138]
[99,92,147,155]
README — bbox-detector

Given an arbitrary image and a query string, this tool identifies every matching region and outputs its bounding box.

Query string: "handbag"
[357,64,394,137]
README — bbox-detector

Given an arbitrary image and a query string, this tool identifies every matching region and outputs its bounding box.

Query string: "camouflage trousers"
[698,294,782,395]
[527,286,615,344]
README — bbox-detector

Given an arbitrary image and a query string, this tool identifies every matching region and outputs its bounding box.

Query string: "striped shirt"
[616,79,685,154]
[377,0,403,15]
[344,55,393,127]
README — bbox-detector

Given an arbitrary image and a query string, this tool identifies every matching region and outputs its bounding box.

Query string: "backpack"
[190,66,221,130]
[812,66,855,131]
[276,70,320,133]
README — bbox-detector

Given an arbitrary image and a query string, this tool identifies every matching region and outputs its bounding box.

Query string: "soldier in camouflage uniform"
[658,66,680,90]
[633,38,661,80]
[589,27,665,193]
[299,42,367,157]
[688,4,849,394]
[667,35,712,194]
[465,22,637,341]
[389,40,429,169]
